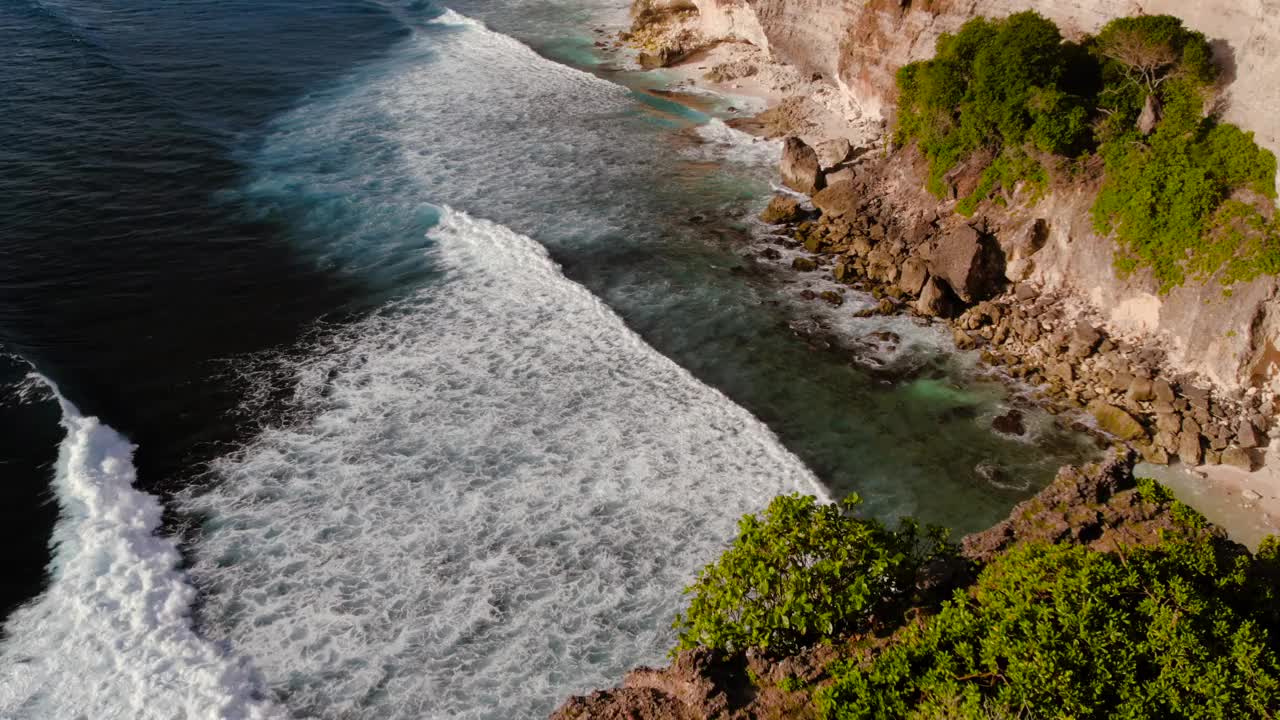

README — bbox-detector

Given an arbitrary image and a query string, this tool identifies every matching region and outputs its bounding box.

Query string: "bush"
[672,493,950,655]
[895,12,1093,196]
[1092,114,1279,291]
[896,11,1280,291]
[816,528,1280,719]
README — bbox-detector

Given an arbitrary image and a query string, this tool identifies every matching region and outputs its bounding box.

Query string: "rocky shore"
[606,0,1280,537]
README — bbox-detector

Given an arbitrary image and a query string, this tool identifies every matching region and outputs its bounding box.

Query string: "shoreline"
[593,15,1280,548]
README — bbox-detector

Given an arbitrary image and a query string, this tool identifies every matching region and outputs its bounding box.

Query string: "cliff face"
[684,0,1280,393]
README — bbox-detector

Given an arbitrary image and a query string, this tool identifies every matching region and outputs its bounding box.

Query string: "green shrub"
[897,11,1280,291]
[1092,115,1279,291]
[816,531,1280,719]
[672,493,950,655]
[896,11,1093,197]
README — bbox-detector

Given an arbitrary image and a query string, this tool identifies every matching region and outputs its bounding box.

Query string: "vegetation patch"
[673,484,1280,719]
[672,493,951,655]
[893,12,1280,291]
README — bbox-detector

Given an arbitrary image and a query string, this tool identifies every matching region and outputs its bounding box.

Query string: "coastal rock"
[1179,432,1204,465]
[1237,420,1263,449]
[898,257,928,296]
[791,257,817,272]
[992,409,1026,436]
[759,195,803,224]
[1221,447,1258,471]
[815,137,852,169]
[915,276,956,318]
[961,451,1213,562]
[924,224,1004,304]
[810,179,860,218]
[1090,402,1146,441]
[780,136,823,195]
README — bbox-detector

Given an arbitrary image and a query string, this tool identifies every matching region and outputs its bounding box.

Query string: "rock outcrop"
[779,136,823,194]
[657,0,1280,395]
[553,451,1236,718]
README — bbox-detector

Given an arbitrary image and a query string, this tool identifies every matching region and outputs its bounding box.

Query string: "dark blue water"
[0,0,416,620]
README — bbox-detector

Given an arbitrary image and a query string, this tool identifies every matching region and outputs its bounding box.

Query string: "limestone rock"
[780,136,823,195]
[810,179,860,218]
[924,224,1005,304]
[1236,421,1263,449]
[815,137,852,169]
[915,276,956,318]
[1090,402,1146,441]
[898,257,929,296]
[1069,323,1102,358]
[1221,446,1257,471]
[1178,432,1203,465]
[759,195,803,224]
[1153,379,1175,404]
[1126,378,1155,404]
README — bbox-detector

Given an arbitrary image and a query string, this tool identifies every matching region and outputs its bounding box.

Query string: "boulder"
[759,195,803,224]
[1126,378,1155,404]
[898,257,929,296]
[811,180,860,218]
[915,276,957,318]
[1236,421,1263,449]
[952,328,977,350]
[1153,379,1175,404]
[1178,432,1203,465]
[780,136,824,195]
[1221,447,1257,472]
[1090,402,1146,441]
[825,167,857,186]
[791,257,817,272]
[819,290,844,306]
[924,224,1005,304]
[815,137,852,169]
[1069,323,1102,358]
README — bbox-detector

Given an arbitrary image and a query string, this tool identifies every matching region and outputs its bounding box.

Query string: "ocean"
[0,1,1094,717]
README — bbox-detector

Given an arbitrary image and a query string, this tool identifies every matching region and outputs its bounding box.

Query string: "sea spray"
[180,208,823,719]
[0,379,277,720]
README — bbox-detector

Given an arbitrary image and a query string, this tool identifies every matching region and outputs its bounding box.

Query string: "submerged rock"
[992,409,1027,436]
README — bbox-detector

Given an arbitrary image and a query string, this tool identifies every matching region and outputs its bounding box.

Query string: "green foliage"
[896,11,1280,290]
[1092,116,1279,291]
[816,532,1280,719]
[956,149,1048,217]
[672,493,950,655]
[896,12,1092,198]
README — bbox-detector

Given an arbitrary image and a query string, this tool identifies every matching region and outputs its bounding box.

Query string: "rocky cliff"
[669,0,1280,395]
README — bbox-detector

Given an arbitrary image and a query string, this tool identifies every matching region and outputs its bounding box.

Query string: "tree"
[1095,16,1216,134]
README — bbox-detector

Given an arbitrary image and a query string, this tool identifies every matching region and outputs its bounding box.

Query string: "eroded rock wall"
[683,0,1280,393]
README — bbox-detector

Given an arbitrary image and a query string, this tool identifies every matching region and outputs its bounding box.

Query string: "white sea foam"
[0,384,278,720]
[181,207,821,719]
[690,118,782,168]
